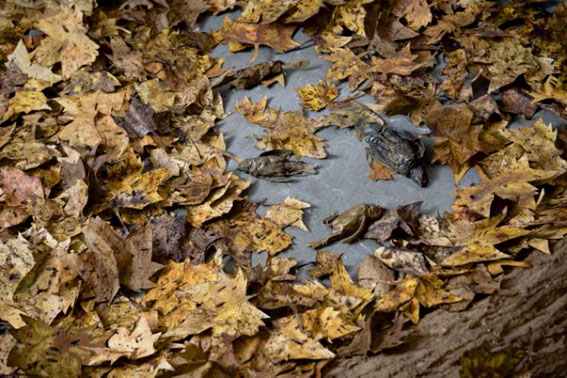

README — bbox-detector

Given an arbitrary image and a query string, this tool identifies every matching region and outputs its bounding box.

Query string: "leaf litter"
[1,0,567,376]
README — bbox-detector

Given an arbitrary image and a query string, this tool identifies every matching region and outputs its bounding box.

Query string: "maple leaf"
[107,316,161,360]
[265,196,311,231]
[334,0,374,37]
[323,48,371,91]
[32,8,99,79]
[0,235,34,328]
[0,166,44,206]
[0,333,16,375]
[143,254,268,343]
[7,40,61,85]
[2,90,50,120]
[32,180,88,241]
[296,80,339,111]
[215,17,299,58]
[370,44,432,76]
[80,218,121,303]
[454,156,557,218]
[238,0,300,24]
[264,318,335,362]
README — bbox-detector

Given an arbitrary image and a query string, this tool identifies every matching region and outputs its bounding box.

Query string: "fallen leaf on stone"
[296,80,339,111]
[368,157,396,181]
[265,196,310,231]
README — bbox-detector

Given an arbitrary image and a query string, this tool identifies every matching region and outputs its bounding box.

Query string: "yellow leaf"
[264,318,335,362]
[32,8,99,79]
[256,127,327,159]
[298,307,360,341]
[375,276,419,312]
[217,17,300,53]
[334,0,374,37]
[8,40,61,85]
[186,172,250,228]
[415,275,461,307]
[296,81,339,111]
[265,196,311,231]
[144,256,268,343]
[0,235,34,328]
[3,90,50,120]
[107,316,161,360]
[0,333,16,375]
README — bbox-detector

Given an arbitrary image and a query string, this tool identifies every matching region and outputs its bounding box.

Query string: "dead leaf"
[107,316,161,359]
[296,81,339,111]
[265,196,310,231]
[368,157,396,181]
[32,8,99,79]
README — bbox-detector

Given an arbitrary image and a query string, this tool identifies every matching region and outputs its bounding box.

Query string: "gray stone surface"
[198,13,563,274]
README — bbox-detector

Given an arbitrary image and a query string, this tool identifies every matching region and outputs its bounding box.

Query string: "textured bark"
[326,240,567,377]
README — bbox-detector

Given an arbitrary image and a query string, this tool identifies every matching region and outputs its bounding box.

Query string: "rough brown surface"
[326,241,567,377]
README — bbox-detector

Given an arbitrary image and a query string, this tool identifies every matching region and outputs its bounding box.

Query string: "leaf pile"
[1,0,567,376]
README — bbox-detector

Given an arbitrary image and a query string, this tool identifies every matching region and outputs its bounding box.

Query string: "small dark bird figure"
[237,150,317,182]
[309,204,384,249]
[365,124,428,187]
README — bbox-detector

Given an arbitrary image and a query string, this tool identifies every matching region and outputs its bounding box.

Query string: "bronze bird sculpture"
[365,124,428,187]
[309,204,384,249]
[237,150,317,182]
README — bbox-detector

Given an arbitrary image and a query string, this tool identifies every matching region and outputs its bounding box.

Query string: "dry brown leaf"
[0,166,44,206]
[143,254,268,343]
[368,157,396,181]
[32,8,99,79]
[216,17,299,54]
[107,316,161,360]
[296,81,339,111]
[264,318,335,362]
[265,196,310,231]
